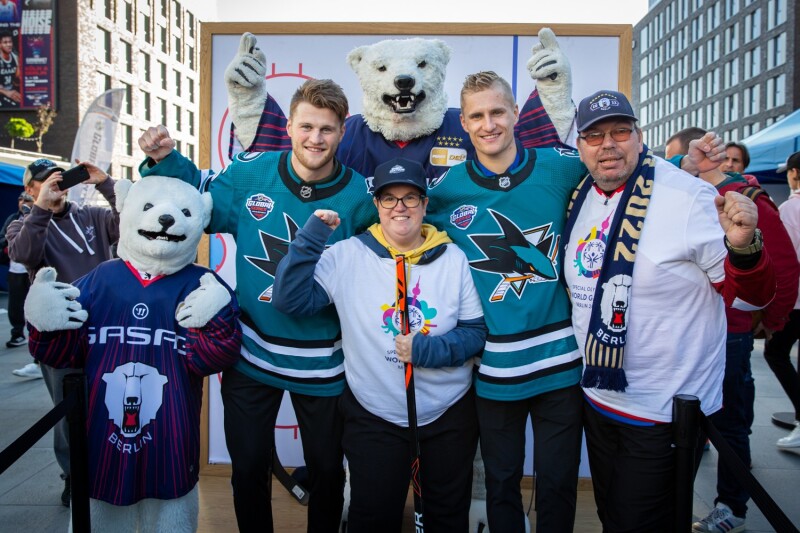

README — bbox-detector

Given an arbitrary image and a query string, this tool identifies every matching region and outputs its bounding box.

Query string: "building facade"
[633,0,797,151]
[0,0,199,180]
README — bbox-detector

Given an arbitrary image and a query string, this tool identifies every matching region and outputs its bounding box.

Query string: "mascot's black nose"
[394,75,415,91]
[158,214,175,229]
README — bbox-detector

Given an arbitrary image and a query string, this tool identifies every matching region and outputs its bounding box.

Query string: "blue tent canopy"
[0,160,24,186]
[743,109,800,184]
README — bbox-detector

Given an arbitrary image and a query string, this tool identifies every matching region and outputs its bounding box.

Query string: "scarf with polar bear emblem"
[563,147,655,392]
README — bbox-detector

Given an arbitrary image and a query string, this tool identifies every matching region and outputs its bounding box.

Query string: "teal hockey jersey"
[426,146,587,401]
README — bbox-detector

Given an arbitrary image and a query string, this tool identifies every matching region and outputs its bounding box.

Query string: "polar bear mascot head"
[346,38,451,142]
[115,176,213,277]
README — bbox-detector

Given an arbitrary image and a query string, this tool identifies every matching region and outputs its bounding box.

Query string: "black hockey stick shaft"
[396,255,424,531]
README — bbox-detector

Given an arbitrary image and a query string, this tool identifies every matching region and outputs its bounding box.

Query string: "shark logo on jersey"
[102,362,167,438]
[554,146,579,158]
[244,214,299,302]
[245,193,275,221]
[469,210,559,302]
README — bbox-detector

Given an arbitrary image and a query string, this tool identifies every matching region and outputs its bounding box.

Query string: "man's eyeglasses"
[378,193,426,209]
[578,127,634,146]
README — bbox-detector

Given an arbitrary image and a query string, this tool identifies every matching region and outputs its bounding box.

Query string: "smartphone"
[57,165,90,191]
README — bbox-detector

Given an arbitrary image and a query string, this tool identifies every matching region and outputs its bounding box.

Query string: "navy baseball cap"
[778,151,800,173]
[23,159,64,186]
[577,90,638,132]
[372,158,427,196]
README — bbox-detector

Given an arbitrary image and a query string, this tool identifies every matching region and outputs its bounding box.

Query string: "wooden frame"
[197,22,633,477]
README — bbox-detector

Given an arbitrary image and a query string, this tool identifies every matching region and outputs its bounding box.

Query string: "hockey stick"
[396,255,425,531]
[272,445,310,505]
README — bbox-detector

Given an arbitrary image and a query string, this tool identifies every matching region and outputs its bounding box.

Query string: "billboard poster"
[0,0,54,110]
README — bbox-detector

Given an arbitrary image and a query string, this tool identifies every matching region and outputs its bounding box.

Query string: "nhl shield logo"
[299,185,312,199]
[450,205,478,230]
[246,194,275,221]
[499,177,511,189]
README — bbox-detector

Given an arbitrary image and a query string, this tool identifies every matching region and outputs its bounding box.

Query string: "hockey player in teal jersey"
[138,80,376,533]
[425,71,586,533]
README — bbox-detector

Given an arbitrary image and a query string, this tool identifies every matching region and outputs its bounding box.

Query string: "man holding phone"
[6,158,120,507]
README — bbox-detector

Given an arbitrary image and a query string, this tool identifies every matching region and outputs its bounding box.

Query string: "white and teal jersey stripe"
[426,146,586,401]
[140,149,377,396]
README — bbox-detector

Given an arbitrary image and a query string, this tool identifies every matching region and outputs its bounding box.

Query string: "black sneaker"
[6,336,26,348]
[61,476,70,507]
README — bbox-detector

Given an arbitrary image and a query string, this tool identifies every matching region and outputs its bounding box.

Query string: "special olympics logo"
[132,303,149,320]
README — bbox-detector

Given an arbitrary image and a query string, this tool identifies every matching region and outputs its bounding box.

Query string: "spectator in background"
[765,151,800,449]
[1,191,33,349]
[7,158,119,508]
[721,141,762,187]
[666,127,799,533]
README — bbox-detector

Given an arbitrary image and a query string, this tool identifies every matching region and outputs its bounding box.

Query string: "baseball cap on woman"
[23,159,64,186]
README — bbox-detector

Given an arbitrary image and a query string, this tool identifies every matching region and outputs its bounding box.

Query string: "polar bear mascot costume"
[25,176,242,532]
[225,27,575,185]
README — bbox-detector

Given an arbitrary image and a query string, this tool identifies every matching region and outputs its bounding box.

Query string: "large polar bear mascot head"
[346,38,451,142]
[115,176,213,277]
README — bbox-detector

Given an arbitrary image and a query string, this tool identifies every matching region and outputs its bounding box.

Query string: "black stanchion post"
[64,373,91,533]
[673,394,701,533]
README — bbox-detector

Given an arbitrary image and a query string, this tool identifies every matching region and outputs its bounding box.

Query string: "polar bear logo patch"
[102,362,168,438]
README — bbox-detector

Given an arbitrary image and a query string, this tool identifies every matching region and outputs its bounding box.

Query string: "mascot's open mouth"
[138,229,186,242]
[382,90,426,113]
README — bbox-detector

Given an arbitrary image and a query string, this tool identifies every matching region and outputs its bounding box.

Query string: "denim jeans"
[707,332,754,518]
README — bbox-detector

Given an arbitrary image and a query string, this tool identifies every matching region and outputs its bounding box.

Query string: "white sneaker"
[12,362,43,379]
[777,421,800,449]
[692,502,745,533]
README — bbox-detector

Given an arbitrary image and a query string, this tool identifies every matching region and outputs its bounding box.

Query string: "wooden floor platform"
[197,473,602,532]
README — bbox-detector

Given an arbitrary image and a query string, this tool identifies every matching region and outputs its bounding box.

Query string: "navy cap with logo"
[371,157,427,196]
[778,151,800,173]
[23,158,64,187]
[576,90,638,132]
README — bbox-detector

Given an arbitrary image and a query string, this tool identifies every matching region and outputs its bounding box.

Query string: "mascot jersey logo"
[600,274,632,332]
[380,277,438,336]
[102,362,168,438]
[468,209,559,303]
[244,213,298,302]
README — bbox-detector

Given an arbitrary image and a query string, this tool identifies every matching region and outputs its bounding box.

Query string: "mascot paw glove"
[527,28,570,85]
[24,267,88,331]
[176,273,232,329]
[224,32,267,91]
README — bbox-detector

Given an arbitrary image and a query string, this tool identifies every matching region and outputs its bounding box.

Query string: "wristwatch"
[724,228,763,255]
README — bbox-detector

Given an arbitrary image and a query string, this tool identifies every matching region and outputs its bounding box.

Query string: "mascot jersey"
[28,260,241,505]
[240,89,562,183]
[140,150,376,396]
[426,146,587,401]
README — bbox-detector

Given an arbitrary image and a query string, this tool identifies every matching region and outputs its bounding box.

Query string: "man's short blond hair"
[289,79,349,125]
[460,71,515,110]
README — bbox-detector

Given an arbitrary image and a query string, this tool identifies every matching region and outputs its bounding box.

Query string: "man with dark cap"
[7,158,119,506]
[562,90,775,532]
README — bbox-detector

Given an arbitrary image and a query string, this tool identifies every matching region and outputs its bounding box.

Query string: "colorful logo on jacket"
[245,193,275,221]
[600,274,632,332]
[468,209,559,302]
[450,205,478,229]
[102,362,167,439]
[573,213,612,278]
[244,214,299,303]
[380,278,438,336]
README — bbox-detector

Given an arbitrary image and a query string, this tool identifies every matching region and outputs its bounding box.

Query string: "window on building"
[766,74,786,108]
[122,40,132,73]
[174,36,182,62]
[142,53,151,82]
[187,144,194,161]
[160,0,167,17]
[188,110,194,135]
[173,1,181,27]
[121,166,133,181]
[744,84,760,115]
[124,1,133,32]
[96,27,112,64]
[174,71,181,96]
[188,79,195,103]
[143,92,151,121]
[744,9,761,42]
[724,58,739,88]
[159,98,167,124]
[104,0,114,20]
[187,45,195,69]
[160,61,167,90]
[175,139,182,154]
[641,26,649,51]
[160,26,167,54]
[124,125,133,156]
[188,12,195,38]
[143,14,152,44]
[96,72,111,95]
[725,0,739,17]
[174,104,182,131]
[123,83,132,114]
[767,33,786,69]
[744,46,761,78]
[767,0,786,27]
[724,94,739,123]
[725,24,738,54]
